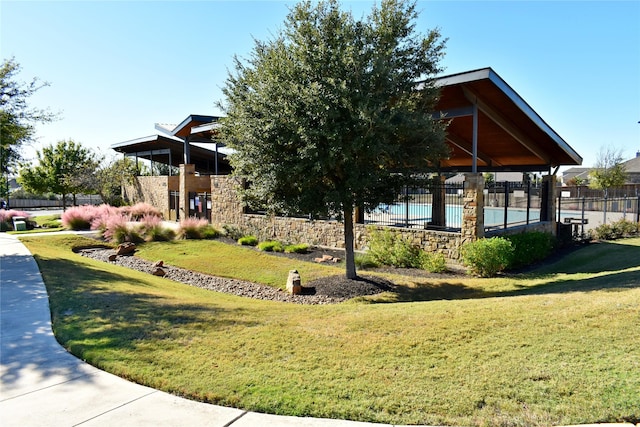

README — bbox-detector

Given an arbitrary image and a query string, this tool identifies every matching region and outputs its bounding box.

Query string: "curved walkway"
[0,233,634,427]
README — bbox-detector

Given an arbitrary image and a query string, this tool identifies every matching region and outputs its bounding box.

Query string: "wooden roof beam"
[462,87,551,165]
[445,133,500,167]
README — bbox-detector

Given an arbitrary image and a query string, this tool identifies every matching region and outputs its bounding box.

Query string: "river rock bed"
[78,247,394,305]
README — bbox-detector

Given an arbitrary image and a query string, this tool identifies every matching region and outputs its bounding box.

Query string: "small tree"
[219,0,449,279]
[588,147,627,197]
[93,156,138,205]
[1,57,58,199]
[18,139,99,210]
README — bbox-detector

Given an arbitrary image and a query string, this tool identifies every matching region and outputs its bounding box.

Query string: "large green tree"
[1,57,58,198]
[219,0,449,279]
[589,146,628,197]
[18,139,99,210]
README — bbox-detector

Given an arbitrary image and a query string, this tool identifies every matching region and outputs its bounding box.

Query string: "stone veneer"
[210,175,466,260]
[127,171,555,262]
[123,175,178,219]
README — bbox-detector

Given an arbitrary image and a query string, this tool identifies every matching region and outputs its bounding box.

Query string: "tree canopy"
[18,139,99,209]
[219,0,449,279]
[1,57,57,197]
[589,147,627,196]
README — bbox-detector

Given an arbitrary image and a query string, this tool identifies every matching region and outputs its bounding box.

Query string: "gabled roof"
[430,68,582,172]
[622,154,640,173]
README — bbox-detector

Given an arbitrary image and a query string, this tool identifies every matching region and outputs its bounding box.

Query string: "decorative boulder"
[152,260,164,268]
[108,254,117,262]
[286,269,302,295]
[115,242,136,256]
[151,267,166,277]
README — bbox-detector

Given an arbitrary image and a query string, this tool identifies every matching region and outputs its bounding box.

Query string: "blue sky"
[2,0,639,170]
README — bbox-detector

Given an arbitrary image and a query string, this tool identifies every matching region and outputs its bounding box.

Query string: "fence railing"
[363,182,465,231]
[557,194,640,237]
[483,180,542,231]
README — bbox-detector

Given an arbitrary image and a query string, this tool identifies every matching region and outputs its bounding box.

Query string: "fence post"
[503,181,509,229]
[581,196,586,238]
[526,179,531,225]
[404,186,409,228]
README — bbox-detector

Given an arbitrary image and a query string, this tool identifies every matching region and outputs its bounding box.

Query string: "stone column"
[179,164,196,221]
[462,173,485,242]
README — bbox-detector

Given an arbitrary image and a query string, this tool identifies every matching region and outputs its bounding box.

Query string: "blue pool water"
[378,203,540,228]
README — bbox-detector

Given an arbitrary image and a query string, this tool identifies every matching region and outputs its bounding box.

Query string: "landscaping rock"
[153,260,164,268]
[108,254,118,262]
[314,254,341,263]
[115,242,136,256]
[286,269,302,295]
[151,267,166,277]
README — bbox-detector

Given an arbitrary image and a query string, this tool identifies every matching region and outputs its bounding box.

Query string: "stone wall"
[123,176,178,219]
[209,175,464,260]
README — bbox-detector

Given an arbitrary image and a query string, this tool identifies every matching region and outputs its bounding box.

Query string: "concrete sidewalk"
[1,233,636,427]
[0,233,390,427]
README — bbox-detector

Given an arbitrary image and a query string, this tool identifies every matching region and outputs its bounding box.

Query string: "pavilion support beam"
[472,101,478,173]
[463,87,551,164]
[445,133,498,167]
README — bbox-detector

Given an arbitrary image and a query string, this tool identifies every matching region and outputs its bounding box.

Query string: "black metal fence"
[363,182,465,231]
[483,180,543,231]
[557,187,640,237]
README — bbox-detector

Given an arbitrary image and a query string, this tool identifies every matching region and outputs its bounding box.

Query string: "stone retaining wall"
[210,175,463,260]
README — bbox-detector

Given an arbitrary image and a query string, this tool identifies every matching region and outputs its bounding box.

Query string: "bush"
[258,240,285,252]
[102,213,143,244]
[222,225,243,240]
[122,203,162,221]
[461,237,514,277]
[238,235,258,246]
[367,227,436,270]
[0,209,31,231]
[590,219,640,241]
[284,243,309,254]
[139,214,175,242]
[504,231,555,269]
[201,226,220,240]
[420,252,447,273]
[354,253,380,269]
[178,217,209,239]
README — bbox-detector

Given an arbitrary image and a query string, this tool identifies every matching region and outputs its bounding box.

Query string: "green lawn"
[20,235,640,426]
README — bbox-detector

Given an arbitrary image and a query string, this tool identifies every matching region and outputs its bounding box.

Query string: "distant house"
[561,151,640,185]
[622,151,640,184]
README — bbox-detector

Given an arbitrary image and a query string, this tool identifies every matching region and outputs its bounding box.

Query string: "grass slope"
[20,235,640,426]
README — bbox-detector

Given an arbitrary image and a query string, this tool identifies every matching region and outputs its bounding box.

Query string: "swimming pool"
[372,203,541,229]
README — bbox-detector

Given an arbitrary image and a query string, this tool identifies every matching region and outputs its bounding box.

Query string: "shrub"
[284,243,309,254]
[0,209,31,231]
[139,214,175,242]
[504,231,556,269]
[238,235,258,246]
[420,252,447,273]
[258,240,285,252]
[178,217,209,239]
[590,219,640,240]
[123,203,162,221]
[368,228,424,268]
[62,206,95,230]
[461,237,514,277]
[102,213,143,244]
[222,224,243,240]
[354,253,380,269]
[201,225,220,240]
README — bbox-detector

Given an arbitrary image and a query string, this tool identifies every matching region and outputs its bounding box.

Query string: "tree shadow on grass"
[7,256,259,387]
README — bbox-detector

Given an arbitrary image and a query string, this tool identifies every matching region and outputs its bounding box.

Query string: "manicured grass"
[133,240,343,290]
[20,235,640,426]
